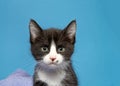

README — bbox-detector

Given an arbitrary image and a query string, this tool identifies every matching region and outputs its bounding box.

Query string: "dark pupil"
[59,48,63,51]
[43,47,47,51]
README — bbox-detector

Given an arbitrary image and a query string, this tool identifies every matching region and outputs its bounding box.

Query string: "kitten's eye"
[41,47,49,52]
[58,47,65,53]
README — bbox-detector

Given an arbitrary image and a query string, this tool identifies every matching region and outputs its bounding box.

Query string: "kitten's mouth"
[49,62,57,66]
[48,60,59,66]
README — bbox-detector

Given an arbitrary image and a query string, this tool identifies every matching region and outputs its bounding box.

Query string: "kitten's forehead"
[42,28,63,42]
[44,29,62,36]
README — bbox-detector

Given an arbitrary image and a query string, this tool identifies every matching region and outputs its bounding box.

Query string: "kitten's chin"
[36,61,69,72]
[47,62,60,70]
[49,63,57,67]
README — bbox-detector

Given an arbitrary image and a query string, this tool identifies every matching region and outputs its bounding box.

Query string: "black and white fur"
[29,19,78,86]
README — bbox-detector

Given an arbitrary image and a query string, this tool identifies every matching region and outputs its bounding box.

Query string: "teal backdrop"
[0,0,120,86]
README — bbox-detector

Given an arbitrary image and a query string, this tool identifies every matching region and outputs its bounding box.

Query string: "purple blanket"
[0,69,33,86]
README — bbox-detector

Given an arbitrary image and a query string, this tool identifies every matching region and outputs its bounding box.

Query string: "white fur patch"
[43,41,64,65]
[38,70,66,86]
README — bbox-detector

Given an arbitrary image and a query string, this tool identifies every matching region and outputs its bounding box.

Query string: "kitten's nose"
[50,57,56,62]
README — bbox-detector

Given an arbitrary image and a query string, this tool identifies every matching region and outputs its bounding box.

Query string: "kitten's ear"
[64,20,76,44]
[29,19,42,43]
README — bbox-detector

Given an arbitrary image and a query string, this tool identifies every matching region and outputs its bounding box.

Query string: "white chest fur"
[38,70,66,86]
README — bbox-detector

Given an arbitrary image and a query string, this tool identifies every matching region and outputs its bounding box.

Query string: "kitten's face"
[29,20,76,70]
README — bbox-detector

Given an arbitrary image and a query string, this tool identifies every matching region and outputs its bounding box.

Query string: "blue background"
[0,0,120,86]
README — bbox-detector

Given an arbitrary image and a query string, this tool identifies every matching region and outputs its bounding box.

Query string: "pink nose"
[50,57,56,61]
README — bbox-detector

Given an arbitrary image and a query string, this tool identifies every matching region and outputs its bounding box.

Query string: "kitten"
[29,19,78,86]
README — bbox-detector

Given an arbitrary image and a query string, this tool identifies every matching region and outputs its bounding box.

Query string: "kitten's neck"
[37,66,66,86]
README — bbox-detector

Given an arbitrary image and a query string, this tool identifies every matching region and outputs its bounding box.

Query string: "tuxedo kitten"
[29,19,78,86]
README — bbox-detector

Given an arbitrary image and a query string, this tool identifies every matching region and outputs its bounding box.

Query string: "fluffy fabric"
[0,69,33,86]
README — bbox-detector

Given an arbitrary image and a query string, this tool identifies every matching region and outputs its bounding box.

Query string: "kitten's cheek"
[43,55,51,64]
[56,55,64,64]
